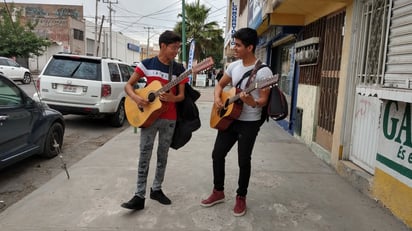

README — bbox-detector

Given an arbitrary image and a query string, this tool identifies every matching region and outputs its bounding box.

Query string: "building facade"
[0,3,142,72]
[223,0,411,227]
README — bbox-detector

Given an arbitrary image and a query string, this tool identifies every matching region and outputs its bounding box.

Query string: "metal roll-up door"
[385,0,412,89]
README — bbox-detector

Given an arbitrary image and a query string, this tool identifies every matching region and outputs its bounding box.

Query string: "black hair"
[232,27,258,52]
[159,30,182,46]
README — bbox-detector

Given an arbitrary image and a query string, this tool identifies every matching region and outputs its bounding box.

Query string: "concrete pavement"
[0,86,410,231]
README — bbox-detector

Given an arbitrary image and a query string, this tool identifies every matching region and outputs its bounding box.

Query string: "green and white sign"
[377,101,412,187]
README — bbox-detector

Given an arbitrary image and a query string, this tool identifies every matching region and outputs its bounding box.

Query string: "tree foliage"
[174,0,224,68]
[0,5,51,58]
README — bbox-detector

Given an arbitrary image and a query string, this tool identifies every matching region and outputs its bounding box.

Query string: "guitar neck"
[227,84,257,104]
[155,68,193,95]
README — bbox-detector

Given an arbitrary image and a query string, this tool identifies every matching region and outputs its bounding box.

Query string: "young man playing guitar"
[201,27,274,216]
[121,30,187,210]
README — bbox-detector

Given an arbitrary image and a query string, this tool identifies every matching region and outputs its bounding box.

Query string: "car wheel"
[22,72,31,84]
[110,99,125,127]
[40,122,64,158]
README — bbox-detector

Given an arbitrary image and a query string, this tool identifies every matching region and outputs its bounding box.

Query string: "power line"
[116,1,181,33]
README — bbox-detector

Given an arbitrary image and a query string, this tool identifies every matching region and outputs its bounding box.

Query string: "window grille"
[73,29,84,41]
[355,0,390,86]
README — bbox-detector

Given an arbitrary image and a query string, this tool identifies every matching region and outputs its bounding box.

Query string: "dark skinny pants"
[212,120,261,197]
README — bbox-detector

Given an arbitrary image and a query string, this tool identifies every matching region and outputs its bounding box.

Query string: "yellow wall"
[331,1,353,165]
[373,168,412,228]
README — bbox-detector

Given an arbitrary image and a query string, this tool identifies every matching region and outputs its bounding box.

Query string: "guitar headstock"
[255,74,279,89]
[192,57,214,73]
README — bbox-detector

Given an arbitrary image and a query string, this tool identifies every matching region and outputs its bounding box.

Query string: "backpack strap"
[236,69,252,88]
[168,60,174,81]
[236,60,266,88]
[245,59,262,87]
[168,61,174,93]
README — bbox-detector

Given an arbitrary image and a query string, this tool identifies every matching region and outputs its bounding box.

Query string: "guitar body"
[210,74,279,130]
[124,57,215,128]
[210,87,243,130]
[125,80,167,128]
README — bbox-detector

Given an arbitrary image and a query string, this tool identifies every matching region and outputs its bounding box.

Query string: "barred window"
[73,29,84,41]
[354,0,390,86]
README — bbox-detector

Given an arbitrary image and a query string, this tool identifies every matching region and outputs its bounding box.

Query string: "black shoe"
[150,188,171,205]
[121,195,145,210]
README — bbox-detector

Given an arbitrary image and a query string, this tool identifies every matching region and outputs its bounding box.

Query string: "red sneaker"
[201,189,225,207]
[233,195,246,216]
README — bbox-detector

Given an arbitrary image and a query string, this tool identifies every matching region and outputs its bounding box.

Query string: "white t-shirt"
[225,59,274,121]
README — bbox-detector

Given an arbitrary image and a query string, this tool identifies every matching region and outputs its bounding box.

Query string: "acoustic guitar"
[210,75,278,130]
[125,57,214,128]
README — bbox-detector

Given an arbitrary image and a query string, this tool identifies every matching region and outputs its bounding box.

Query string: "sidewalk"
[0,86,410,231]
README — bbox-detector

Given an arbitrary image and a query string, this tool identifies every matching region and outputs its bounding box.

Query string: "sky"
[8,0,228,44]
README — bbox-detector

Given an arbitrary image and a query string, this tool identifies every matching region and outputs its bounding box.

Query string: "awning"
[258,0,350,35]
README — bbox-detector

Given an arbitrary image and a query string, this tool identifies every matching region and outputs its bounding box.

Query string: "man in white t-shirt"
[201,27,273,216]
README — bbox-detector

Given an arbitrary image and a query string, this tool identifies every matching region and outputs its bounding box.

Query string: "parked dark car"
[0,74,65,170]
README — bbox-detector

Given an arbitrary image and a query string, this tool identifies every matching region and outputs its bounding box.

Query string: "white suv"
[34,54,134,127]
[0,57,32,84]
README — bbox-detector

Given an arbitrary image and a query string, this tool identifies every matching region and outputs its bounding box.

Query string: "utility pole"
[103,0,118,58]
[94,0,99,56]
[144,26,154,58]
[96,15,105,56]
[182,0,186,66]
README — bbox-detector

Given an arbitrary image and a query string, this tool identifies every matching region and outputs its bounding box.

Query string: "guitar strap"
[168,60,174,81]
[168,60,173,93]
[236,59,263,89]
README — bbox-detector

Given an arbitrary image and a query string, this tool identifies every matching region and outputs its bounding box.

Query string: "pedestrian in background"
[215,69,223,82]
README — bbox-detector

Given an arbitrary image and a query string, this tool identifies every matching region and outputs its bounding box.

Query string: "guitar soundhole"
[148,92,156,102]
[218,100,230,117]
[219,108,227,117]
[224,100,230,109]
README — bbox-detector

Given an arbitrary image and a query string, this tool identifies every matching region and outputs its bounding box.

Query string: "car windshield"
[43,56,102,81]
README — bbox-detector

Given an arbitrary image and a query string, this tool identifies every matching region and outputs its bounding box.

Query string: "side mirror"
[24,96,35,107]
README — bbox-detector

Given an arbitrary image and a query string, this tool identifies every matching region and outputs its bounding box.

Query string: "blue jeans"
[135,119,176,198]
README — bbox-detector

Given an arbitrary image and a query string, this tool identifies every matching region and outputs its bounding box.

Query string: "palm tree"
[174,0,224,69]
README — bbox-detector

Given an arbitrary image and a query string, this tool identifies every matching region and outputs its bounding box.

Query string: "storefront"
[257,26,300,134]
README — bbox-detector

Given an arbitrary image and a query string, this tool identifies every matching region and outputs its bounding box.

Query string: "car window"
[0,78,23,107]
[0,59,8,66]
[128,65,135,75]
[108,63,121,82]
[118,64,131,82]
[6,59,19,67]
[43,56,102,81]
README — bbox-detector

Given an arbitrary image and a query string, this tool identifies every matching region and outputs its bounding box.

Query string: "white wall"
[29,20,142,73]
[295,84,320,145]
[29,44,64,73]
[85,20,141,64]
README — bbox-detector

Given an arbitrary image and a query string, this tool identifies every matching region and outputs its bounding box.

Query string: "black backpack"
[238,63,288,125]
[262,84,288,122]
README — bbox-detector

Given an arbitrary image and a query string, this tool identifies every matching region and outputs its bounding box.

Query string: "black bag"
[237,60,288,124]
[170,83,201,150]
[264,84,288,121]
